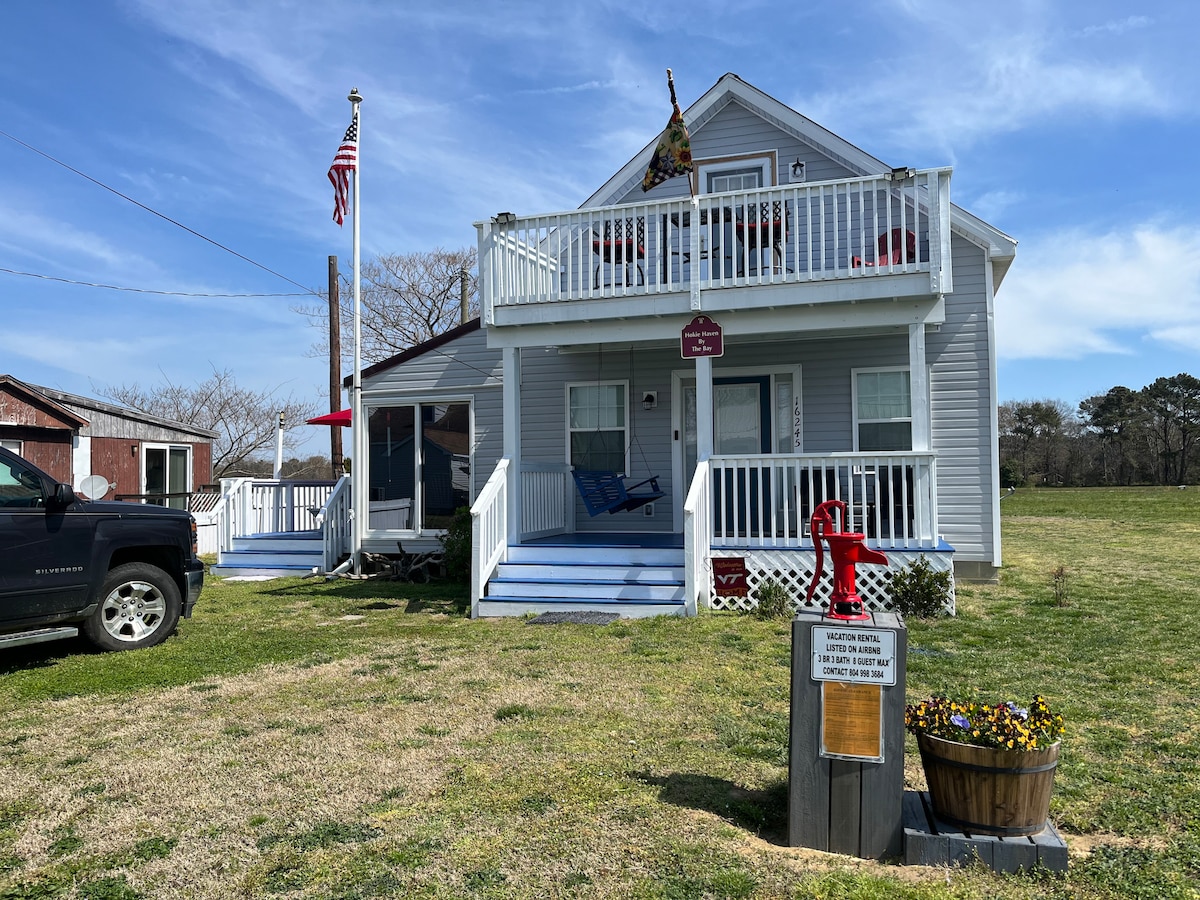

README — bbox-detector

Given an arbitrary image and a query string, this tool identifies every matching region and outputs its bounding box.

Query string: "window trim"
[565,380,629,474]
[851,366,912,453]
[140,442,193,508]
[692,151,779,196]
[0,439,22,454]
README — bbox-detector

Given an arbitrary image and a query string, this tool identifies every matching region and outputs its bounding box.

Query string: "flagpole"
[348,87,364,574]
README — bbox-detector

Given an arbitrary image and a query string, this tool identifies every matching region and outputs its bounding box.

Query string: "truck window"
[0,459,46,508]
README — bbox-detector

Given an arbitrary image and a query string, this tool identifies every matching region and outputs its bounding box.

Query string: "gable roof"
[1,375,217,440]
[351,317,483,385]
[584,72,1017,287]
[0,375,89,429]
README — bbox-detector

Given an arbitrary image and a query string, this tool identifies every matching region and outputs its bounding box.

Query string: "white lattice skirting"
[707,548,956,616]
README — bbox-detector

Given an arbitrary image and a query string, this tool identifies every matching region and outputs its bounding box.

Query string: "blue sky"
[2,1,1198,458]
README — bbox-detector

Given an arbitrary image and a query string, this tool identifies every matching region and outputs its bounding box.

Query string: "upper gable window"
[693,152,778,196]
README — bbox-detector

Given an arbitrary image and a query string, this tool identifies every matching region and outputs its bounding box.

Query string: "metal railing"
[478,168,952,315]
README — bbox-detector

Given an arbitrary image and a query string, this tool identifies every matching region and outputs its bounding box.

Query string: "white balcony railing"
[214,477,339,556]
[478,169,952,316]
[707,452,938,550]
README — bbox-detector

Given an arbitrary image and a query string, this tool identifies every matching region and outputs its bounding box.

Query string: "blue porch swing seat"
[572,470,664,516]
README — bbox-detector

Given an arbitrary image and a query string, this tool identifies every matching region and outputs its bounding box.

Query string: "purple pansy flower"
[951,713,971,730]
[1006,702,1029,719]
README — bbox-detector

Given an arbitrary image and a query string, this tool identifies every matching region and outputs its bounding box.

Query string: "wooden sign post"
[789,607,907,858]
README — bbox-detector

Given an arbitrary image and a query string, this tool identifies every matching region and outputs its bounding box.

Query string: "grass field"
[1,487,1199,899]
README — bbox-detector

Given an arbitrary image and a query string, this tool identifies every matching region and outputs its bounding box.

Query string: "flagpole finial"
[665,69,678,107]
[348,87,362,103]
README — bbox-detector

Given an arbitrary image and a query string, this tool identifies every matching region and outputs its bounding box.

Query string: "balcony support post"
[502,346,522,539]
[696,355,714,463]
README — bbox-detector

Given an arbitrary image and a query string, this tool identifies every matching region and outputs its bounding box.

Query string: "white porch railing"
[683,459,711,617]
[214,477,338,557]
[316,475,352,570]
[708,452,938,549]
[470,458,510,617]
[521,461,574,539]
[478,168,952,314]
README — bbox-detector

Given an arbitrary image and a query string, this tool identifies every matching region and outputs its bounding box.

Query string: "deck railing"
[478,168,952,315]
[214,477,338,556]
[470,458,510,617]
[316,476,352,570]
[708,452,938,549]
[520,461,573,539]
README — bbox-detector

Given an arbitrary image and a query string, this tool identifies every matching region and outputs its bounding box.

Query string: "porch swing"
[571,348,664,516]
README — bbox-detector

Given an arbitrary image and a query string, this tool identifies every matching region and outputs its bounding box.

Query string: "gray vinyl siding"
[618,99,857,205]
[361,327,504,500]
[928,234,995,562]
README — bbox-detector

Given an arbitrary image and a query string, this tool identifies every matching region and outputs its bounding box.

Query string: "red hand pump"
[805,499,889,621]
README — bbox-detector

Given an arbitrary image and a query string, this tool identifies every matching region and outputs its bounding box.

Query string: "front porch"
[470,453,953,618]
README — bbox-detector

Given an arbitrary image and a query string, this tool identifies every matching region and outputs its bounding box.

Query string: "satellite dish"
[77,474,114,500]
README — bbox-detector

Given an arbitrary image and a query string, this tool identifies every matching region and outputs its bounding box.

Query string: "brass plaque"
[820,681,883,762]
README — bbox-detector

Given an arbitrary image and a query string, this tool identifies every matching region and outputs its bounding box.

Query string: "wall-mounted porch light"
[790,158,805,181]
[642,391,658,411]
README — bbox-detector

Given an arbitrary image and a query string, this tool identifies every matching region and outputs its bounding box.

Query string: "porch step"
[477,597,686,619]
[481,541,686,618]
[213,530,323,579]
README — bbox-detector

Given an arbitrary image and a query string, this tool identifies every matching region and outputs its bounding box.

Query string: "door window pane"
[167,448,189,510]
[368,405,415,529]
[421,402,470,530]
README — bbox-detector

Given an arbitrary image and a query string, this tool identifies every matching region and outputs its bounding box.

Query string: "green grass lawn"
[1,487,1199,899]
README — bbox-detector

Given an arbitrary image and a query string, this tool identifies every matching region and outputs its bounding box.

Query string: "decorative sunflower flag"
[642,68,693,193]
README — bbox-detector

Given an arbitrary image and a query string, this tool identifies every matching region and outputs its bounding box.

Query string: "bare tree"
[100,368,317,478]
[298,247,478,367]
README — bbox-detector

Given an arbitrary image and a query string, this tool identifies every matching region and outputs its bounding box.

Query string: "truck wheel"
[82,563,182,651]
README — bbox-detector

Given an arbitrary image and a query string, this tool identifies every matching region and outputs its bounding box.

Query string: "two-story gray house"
[351,73,1016,618]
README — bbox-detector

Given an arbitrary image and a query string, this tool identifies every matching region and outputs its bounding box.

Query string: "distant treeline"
[1000,373,1200,487]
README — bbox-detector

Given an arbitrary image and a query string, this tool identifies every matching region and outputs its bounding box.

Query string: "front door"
[677,377,770,530]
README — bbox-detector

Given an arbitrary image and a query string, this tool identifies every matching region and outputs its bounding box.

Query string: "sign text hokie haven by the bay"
[810,625,897,685]
[681,315,723,358]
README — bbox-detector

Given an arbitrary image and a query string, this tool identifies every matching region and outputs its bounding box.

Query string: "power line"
[0,129,321,297]
[0,266,318,298]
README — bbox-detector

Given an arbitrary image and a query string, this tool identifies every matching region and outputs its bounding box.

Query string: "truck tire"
[82,563,183,651]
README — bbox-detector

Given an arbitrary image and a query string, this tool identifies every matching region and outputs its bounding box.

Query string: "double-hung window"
[567,382,627,473]
[853,368,912,452]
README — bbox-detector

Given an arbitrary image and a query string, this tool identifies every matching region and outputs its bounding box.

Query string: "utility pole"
[460,263,470,325]
[328,255,344,478]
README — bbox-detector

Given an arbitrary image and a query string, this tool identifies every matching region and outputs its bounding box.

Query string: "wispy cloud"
[1081,15,1151,37]
[998,223,1200,360]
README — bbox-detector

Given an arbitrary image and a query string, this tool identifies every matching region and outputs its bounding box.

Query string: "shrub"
[753,577,793,620]
[886,555,951,619]
[439,506,472,583]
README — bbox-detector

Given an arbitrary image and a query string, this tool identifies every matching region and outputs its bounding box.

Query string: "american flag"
[328,111,358,226]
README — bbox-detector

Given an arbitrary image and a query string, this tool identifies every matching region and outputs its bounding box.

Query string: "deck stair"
[211,530,323,578]
[478,541,686,618]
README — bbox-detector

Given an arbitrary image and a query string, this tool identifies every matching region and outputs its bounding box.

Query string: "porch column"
[503,346,522,538]
[909,324,930,452]
[695,355,714,461]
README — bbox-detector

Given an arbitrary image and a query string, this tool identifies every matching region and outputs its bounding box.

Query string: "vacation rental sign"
[681,315,723,358]
[810,625,897,685]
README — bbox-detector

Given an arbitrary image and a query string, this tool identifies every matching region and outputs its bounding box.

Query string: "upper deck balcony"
[477,168,952,332]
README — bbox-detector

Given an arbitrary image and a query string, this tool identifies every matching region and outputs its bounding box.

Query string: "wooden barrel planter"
[917,733,1059,836]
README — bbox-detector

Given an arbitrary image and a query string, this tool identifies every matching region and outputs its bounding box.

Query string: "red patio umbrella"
[306,409,352,427]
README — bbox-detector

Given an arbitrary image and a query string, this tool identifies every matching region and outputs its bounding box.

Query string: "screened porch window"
[568,383,627,473]
[854,369,912,452]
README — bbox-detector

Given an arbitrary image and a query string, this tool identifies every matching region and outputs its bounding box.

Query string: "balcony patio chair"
[734,201,788,275]
[852,227,917,269]
[592,217,646,289]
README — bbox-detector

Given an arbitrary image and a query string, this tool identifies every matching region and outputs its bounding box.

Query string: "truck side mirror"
[50,483,76,508]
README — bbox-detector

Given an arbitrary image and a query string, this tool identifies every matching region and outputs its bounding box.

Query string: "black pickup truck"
[0,446,203,651]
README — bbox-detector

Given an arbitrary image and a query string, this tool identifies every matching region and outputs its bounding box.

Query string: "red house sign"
[681,315,724,359]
